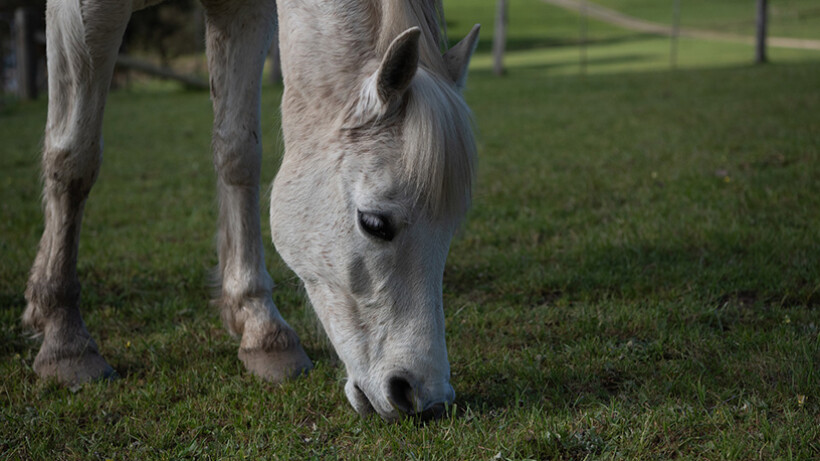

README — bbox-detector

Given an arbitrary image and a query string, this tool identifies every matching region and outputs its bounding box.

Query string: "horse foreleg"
[203,0,312,382]
[24,0,131,385]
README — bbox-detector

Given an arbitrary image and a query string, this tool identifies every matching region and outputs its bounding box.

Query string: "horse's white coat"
[24,0,477,421]
[273,0,478,420]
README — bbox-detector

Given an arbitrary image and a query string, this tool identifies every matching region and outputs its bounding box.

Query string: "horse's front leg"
[203,0,312,382]
[24,0,131,385]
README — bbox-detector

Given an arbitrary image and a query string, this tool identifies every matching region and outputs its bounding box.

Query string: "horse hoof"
[34,350,117,388]
[239,343,313,383]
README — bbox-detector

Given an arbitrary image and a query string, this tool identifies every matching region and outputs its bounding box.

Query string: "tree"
[0,0,45,11]
[126,0,204,67]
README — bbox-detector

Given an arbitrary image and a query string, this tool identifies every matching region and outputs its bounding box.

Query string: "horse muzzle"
[345,373,455,422]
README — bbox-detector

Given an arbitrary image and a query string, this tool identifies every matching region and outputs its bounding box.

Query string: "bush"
[126,0,205,65]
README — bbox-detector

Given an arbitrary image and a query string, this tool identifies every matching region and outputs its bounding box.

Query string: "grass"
[2,3,820,459]
[590,0,820,40]
[444,0,820,76]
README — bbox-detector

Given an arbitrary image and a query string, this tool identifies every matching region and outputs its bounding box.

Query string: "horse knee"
[41,0,128,200]
[42,143,102,200]
[213,133,262,186]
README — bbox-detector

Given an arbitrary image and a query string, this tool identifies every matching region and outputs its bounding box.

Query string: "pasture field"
[589,0,820,40]
[442,0,820,76]
[2,2,820,460]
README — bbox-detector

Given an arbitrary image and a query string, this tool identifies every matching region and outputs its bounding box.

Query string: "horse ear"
[443,24,480,89]
[376,27,421,103]
[346,28,420,126]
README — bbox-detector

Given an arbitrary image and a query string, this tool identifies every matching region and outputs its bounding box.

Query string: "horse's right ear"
[443,24,480,89]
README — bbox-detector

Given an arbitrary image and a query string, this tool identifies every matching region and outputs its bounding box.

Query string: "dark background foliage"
[1,0,204,63]
[126,0,204,65]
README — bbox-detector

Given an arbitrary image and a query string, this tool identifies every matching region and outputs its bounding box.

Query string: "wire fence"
[491,0,820,75]
[2,1,820,102]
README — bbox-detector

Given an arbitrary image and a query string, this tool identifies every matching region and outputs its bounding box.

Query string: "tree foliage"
[1,0,204,65]
[126,0,204,64]
[0,0,45,11]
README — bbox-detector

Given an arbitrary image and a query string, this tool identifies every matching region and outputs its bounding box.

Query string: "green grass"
[2,5,820,459]
[444,0,820,76]
[590,0,820,40]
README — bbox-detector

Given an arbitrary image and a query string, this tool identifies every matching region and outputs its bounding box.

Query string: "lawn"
[1,2,819,460]
[443,0,820,75]
[589,0,820,40]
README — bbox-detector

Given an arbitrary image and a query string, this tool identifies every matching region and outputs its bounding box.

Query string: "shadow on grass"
[456,369,619,415]
[447,233,820,309]
[559,240,820,307]
[445,230,820,416]
[470,53,655,76]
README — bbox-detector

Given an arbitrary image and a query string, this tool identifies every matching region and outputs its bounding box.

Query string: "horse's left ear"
[347,27,420,126]
[377,27,421,103]
[443,24,480,89]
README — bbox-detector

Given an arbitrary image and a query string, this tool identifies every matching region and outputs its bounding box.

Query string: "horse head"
[272,21,479,421]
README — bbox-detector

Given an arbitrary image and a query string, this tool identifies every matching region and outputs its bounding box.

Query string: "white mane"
[401,69,476,220]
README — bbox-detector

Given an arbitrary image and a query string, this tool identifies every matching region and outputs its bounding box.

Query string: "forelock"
[400,69,476,222]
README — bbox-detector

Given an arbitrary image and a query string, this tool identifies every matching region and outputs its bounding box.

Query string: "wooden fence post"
[14,7,37,100]
[755,0,768,64]
[492,0,507,76]
[579,0,587,76]
[670,0,680,69]
[1,20,6,97]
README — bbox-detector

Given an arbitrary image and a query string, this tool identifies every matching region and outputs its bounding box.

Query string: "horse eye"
[358,210,395,241]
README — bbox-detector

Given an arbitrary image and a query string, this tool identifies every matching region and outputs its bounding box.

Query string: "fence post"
[579,1,587,76]
[492,0,507,76]
[0,20,6,97]
[14,7,37,100]
[670,0,680,69]
[755,0,768,64]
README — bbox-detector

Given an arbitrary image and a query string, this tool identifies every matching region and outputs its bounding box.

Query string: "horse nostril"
[386,375,417,415]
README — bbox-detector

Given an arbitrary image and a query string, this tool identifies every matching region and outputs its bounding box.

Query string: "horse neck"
[277,1,378,113]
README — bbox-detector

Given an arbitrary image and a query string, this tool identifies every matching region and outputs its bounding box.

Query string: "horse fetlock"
[239,316,300,351]
[23,278,82,333]
[235,307,313,383]
[218,294,275,336]
[21,302,47,334]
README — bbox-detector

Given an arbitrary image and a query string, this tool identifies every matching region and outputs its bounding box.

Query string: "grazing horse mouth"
[346,378,452,422]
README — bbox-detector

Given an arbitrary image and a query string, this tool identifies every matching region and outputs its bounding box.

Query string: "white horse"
[24,0,478,422]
